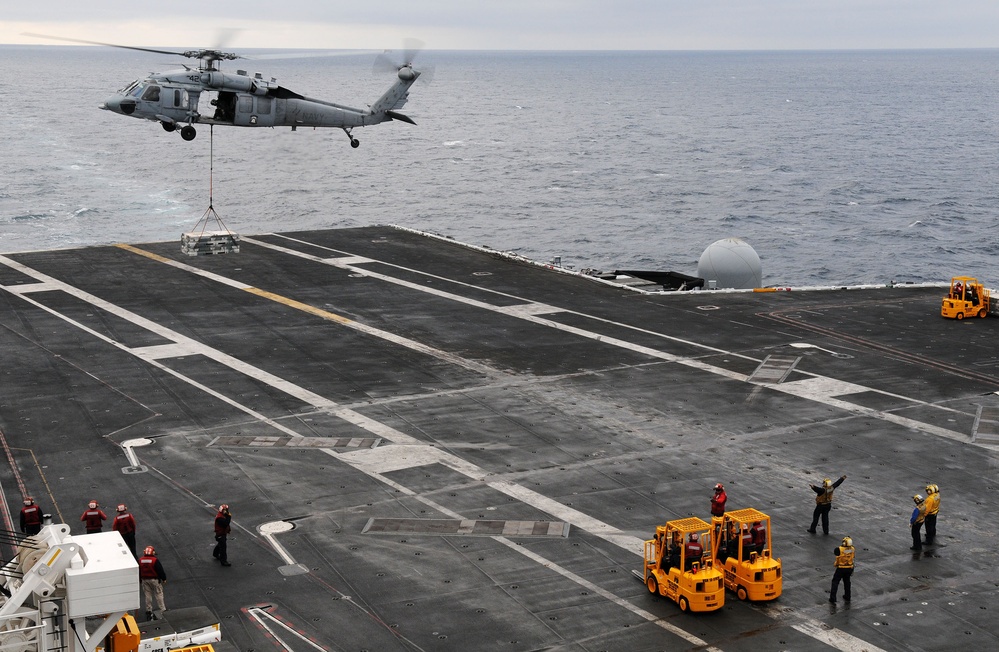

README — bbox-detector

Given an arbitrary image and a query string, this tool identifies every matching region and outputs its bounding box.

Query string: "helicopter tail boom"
[368,67,421,118]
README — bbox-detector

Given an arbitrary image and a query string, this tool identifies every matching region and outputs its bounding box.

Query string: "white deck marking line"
[246,607,328,652]
[776,377,969,442]
[259,522,297,566]
[792,619,888,652]
[249,235,969,441]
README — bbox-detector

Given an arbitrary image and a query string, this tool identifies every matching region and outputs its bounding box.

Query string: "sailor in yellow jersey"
[808,474,847,535]
[829,536,854,604]
[923,484,940,545]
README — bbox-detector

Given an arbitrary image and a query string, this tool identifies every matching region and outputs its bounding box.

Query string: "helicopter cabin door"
[234,95,276,127]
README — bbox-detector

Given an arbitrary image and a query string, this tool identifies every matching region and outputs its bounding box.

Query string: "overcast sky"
[5,1,999,51]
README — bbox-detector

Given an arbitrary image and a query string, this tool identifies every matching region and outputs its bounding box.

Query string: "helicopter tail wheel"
[161,121,176,132]
[180,125,197,141]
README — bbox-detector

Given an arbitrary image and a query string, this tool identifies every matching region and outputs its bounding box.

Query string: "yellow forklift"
[641,517,725,612]
[709,508,782,601]
[941,276,990,319]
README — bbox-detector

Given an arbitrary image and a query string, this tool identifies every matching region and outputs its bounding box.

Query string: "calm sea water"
[2,46,998,286]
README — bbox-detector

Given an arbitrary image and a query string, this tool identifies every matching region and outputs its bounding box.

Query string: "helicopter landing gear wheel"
[350,138,360,148]
[161,121,176,132]
[180,125,197,141]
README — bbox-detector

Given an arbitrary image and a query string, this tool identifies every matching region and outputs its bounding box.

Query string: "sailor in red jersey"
[138,545,167,619]
[20,497,43,535]
[80,500,107,534]
[213,504,232,566]
[113,503,138,557]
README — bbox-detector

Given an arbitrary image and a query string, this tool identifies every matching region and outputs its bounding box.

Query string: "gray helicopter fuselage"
[101,66,418,138]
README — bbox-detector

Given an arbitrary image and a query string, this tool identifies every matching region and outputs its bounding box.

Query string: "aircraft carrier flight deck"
[1,225,997,652]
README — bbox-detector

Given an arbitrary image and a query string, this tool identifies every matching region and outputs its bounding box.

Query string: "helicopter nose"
[103,95,136,115]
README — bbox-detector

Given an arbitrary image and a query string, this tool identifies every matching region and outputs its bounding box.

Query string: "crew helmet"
[88,500,97,509]
[219,504,229,512]
[689,532,699,541]
[823,478,832,487]
[841,536,853,547]
[913,494,924,505]
[116,504,127,513]
[144,546,155,556]
[23,497,33,506]
[714,483,724,491]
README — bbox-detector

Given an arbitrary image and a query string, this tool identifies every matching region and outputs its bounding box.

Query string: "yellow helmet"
[925,484,934,495]
[841,536,853,547]
[823,478,832,487]
[913,494,924,505]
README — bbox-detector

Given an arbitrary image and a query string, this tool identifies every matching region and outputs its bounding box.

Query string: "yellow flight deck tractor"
[709,508,782,601]
[641,517,725,612]
[941,276,990,319]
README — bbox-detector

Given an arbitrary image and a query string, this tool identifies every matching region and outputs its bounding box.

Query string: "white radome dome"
[697,238,762,289]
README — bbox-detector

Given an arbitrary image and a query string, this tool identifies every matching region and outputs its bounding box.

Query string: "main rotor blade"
[246,49,378,61]
[402,38,425,66]
[21,32,186,57]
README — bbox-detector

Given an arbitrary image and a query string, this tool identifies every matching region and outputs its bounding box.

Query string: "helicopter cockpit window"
[122,80,140,95]
[130,84,145,98]
[141,85,161,102]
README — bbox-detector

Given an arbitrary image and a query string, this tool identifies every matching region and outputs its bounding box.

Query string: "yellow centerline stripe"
[115,243,172,263]
[243,287,353,325]
[116,244,354,325]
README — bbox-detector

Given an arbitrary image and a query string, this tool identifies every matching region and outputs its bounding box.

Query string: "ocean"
[2,45,997,286]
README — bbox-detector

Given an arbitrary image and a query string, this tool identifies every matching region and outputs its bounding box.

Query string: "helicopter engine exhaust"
[202,71,273,96]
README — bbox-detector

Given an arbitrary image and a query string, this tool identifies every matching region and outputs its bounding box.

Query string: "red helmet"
[689,532,699,541]
[219,504,229,512]
[144,546,155,556]
[116,504,127,513]
[714,483,724,491]
[89,500,98,509]
[23,497,34,506]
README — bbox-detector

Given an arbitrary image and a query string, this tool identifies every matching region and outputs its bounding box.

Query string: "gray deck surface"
[1,225,997,652]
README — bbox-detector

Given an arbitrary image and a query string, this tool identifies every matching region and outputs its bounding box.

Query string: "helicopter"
[24,33,424,148]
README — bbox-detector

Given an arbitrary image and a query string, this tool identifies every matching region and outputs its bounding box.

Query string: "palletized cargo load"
[181,231,240,256]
